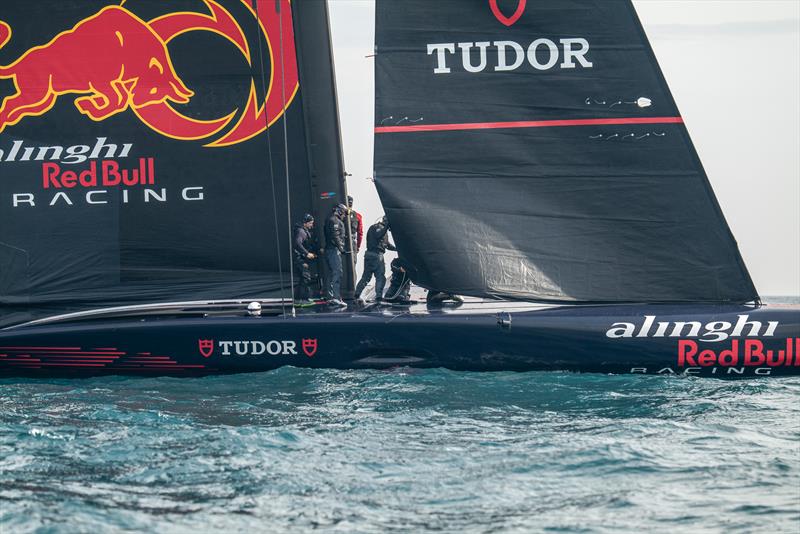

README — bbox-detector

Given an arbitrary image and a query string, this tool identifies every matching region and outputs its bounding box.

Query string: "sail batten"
[374,0,757,303]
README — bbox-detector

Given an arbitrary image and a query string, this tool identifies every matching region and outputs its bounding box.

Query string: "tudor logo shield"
[198,339,214,358]
[489,0,527,27]
[302,338,318,357]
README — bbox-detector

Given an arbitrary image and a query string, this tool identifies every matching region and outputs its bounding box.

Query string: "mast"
[291,0,352,298]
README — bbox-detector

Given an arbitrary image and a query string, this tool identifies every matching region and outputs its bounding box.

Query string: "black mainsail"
[374,0,757,303]
[0,0,346,327]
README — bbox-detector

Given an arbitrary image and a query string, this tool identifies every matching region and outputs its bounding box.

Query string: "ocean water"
[1,369,799,533]
[2,296,800,532]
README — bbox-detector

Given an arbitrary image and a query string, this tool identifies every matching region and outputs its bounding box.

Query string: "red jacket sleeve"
[356,212,364,250]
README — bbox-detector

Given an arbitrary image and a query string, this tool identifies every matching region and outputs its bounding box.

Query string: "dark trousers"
[355,251,386,298]
[385,274,410,301]
[325,248,342,300]
[293,260,312,300]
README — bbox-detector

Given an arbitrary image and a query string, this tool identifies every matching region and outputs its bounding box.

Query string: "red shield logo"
[489,0,527,27]
[198,339,214,358]
[302,338,317,358]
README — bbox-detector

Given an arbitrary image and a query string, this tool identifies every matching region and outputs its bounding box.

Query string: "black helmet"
[302,213,314,223]
[336,203,347,213]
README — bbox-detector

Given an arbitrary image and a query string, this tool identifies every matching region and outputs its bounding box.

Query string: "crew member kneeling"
[384,257,412,303]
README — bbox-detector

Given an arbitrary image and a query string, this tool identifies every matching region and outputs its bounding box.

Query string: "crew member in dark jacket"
[384,257,413,303]
[354,216,395,301]
[324,204,347,306]
[292,213,316,301]
[344,196,364,270]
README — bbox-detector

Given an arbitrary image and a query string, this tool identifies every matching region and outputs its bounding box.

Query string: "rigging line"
[276,0,295,317]
[254,0,287,316]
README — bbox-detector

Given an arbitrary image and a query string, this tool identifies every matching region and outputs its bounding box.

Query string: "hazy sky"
[327,0,800,296]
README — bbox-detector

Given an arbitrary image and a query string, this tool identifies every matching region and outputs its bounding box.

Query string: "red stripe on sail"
[375,116,684,133]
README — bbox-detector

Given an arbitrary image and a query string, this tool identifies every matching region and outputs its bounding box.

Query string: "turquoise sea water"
[1,299,799,532]
[2,371,799,532]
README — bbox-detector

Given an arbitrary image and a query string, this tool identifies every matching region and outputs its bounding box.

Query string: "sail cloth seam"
[375,116,683,133]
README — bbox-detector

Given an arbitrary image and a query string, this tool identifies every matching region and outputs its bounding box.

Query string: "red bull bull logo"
[0,0,298,146]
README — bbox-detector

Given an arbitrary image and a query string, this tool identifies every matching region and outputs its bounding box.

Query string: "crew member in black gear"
[345,195,363,270]
[292,213,316,302]
[384,257,413,303]
[354,216,395,301]
[324,203,347,306]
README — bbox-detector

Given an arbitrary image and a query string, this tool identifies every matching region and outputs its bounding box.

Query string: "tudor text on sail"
[427,38,592,74]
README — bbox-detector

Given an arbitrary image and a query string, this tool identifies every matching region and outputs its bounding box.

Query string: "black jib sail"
[0,0,346,327]
[374,0,758,303]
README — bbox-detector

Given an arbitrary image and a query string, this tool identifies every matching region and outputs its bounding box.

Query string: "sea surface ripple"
[1,369,798,533]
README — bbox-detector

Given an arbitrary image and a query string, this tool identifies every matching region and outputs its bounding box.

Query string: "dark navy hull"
[1,301,798,378]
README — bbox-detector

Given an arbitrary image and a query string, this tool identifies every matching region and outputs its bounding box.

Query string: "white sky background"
[327,0,800,296]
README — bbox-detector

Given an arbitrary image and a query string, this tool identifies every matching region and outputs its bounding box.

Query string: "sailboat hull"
[1,302,798,378]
